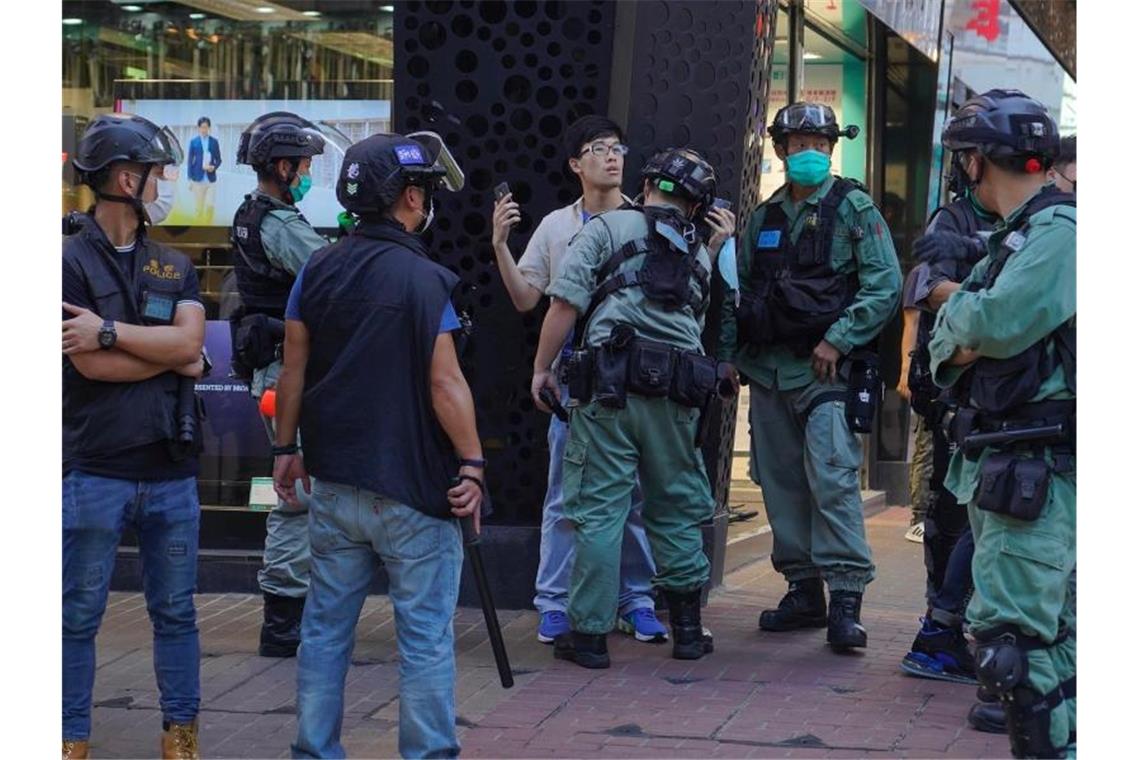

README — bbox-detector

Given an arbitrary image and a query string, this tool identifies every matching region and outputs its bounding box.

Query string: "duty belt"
[944,399,1075,464]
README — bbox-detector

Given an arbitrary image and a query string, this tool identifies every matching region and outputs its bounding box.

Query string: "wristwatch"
[98,319,117,350]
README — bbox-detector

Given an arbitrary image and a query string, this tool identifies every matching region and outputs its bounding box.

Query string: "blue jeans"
[293,479,462,759]
[62,471,200,741]
[931,528,975,621]
[533,385,657,616]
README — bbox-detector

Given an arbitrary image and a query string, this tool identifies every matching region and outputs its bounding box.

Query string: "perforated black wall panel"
[395,0,616,525]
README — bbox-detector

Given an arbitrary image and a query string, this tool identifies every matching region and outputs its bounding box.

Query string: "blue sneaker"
[617,607,669,643]
[537,610,570,644]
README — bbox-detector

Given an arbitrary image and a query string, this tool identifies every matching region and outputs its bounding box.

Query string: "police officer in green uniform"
[928,89,1075,759]
[722,102,902,651]
[531,148,737,669]
[230,112,330,658]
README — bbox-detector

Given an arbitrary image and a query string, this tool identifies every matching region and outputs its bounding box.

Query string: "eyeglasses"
[579,142,629,158]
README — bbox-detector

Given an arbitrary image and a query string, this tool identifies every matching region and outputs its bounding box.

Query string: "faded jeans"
[292,479,462,759]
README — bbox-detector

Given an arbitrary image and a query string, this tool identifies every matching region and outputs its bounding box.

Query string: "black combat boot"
[259,593,305,658]
[663,588,714,660]
[758,578,827,631]
[967,701,1008,734]
[826,590,867,651]
[553,631,610,669]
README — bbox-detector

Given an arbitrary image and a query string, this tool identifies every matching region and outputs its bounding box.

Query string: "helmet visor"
[312,121,353,158]
[150,126,184,166]
[406,130,465,191]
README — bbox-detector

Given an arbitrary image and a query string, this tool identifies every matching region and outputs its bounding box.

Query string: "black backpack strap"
[1055,318,1076,393]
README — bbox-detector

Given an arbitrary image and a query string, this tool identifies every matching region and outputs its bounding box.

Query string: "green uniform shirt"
[250,189,329,397]
[929,185,1076,503]
[720,176,902,390]
[548,203,729,353]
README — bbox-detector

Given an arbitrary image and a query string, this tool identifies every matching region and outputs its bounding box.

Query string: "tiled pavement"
[85,506,1011,758]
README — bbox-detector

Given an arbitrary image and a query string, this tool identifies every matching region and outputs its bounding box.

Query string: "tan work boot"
[160,720,199,760]
[62,739,89,759]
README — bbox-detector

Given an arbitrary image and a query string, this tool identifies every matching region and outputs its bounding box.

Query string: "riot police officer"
[62,114,205,759]
[723,102,902,652]
[230,111,329,658]
[531,148,738,668]
[928,89,1075,759]
[899,159,998,686]
[271,131,483,758]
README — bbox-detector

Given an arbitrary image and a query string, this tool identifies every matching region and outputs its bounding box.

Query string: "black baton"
[460,513,514,688]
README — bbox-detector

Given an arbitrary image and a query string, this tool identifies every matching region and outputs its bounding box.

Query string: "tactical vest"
[738,178,866,354]
[62,216,187,462]
[953,187,1076,416]
[230,193,299,319]
[298,220,461,521]
[908,196,993,420]
[578,204,711,345]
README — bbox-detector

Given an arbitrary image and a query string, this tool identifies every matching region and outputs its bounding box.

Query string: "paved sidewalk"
[84,506,1010,758]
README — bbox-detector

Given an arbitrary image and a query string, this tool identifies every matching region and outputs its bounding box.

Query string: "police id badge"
[141,290,177,324]
[757,229,782,250]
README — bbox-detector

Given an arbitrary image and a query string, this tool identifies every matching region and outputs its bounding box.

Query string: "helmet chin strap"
[275,159,301,204]
[96,164,154,229]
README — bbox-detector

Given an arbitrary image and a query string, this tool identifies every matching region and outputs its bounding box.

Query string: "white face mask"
[416,195,435,234]
[144,177,176,225]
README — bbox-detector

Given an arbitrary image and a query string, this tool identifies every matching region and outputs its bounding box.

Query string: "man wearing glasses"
[490,115,667,647]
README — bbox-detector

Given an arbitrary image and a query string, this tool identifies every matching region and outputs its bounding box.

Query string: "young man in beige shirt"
[490,115,666,645]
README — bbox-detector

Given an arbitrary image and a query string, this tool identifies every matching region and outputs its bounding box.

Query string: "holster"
[234,313,285,374]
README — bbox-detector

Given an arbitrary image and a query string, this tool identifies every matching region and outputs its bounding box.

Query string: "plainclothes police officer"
[230,111,330,658]
[928,89,1075,759]
[898,160,998,688]
[722,102,902,652]
[270,132,483,758]
[62,113,205,759]
[531,148,737,669]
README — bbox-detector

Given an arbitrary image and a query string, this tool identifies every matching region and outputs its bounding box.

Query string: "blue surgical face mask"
[785,149,832,187]
[291,173,312,203]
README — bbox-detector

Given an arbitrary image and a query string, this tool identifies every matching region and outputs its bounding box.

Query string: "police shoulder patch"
[845,191,875,214]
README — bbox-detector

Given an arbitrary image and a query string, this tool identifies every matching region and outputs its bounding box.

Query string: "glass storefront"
[62,0,398,509]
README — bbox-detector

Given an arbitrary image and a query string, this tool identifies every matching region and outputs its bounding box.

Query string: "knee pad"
[974,632,1067,759]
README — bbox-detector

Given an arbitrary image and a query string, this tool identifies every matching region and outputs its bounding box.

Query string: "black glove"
[913,231,982,264]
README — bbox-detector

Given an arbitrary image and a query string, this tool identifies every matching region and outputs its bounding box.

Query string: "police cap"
[336,133,448,215]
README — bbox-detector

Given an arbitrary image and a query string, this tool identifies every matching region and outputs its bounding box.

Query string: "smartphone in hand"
[494,182,511,202]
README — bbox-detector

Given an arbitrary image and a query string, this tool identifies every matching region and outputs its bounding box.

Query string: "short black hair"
[1056,135,1076,168]
[197,116,212,127]
[564,114,624,161]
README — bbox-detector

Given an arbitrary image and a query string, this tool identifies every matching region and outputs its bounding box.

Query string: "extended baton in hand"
[459,512,514,688]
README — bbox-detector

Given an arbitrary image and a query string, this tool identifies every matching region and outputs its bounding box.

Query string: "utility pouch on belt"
[593,324,635,409]
[976,453,1052,521]
[563,348,594,403]
[670,352,718,409]
[628,340,676,397]
[234,313,285,371]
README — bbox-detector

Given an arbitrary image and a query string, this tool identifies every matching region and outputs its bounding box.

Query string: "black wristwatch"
[271,443,300,456]
[98,319,117,350]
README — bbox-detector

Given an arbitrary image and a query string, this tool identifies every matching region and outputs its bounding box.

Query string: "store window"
[62,1,397,508]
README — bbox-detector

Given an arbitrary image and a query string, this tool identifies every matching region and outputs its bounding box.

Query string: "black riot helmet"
[767,102,859,146]
[941,89,1059,173]
[336,131,464,220]
[236,111,327,168]
[73,113,183,225]
[640,148,717,214]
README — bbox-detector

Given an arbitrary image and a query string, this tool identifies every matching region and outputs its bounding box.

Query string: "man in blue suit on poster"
[187,116,222,222]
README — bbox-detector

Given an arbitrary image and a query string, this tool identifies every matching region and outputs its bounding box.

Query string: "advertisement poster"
[119,99,391,228]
